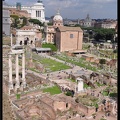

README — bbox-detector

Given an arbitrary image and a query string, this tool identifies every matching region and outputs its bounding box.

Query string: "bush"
[16,94,20,99]
[42,43,57,51]
[65,91,73,97]
[109,93,117,97]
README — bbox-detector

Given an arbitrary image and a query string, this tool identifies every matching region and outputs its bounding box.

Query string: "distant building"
[3,0,45,22]
[2,9,10,36]
[8,8,31,18]
[44,9,63,44]
[94,20,117,29]
[53,10,63,28]
[16,2,21,10]
[83,14,92,27]
[56,26,83,52]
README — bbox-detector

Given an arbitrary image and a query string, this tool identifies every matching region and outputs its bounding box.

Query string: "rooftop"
[57,26,83,32]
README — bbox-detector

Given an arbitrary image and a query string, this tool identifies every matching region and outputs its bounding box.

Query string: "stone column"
[22,53,26,88]
[9,54,13,90]
[50,34,52,43]
[15,54,20,89]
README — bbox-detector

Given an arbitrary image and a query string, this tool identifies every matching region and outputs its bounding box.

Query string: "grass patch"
[54,54,99,72]
[16,94,21,99]
[75,95,99,107]
[95,82,105,87]
[83,83,90,88]
[102,91,109,96]
[28,53,71,73]
[42,43,57,51]
[68,78,76,82]
[29,68,39,73]
[41,58,70,71]
[42,85,62,95]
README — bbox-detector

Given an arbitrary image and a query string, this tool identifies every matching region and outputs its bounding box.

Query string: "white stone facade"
[3,0,45,22]
[16,29,40,46]
[22,1,45,22]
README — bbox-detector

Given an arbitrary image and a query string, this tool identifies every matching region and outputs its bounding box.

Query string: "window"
[66,103,68,108]
[70,34,73,38]
[5,19,7,21]
[39,11,41,17]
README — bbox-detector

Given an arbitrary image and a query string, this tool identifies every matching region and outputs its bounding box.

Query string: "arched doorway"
[31,40,33,44]
[20,41,22,45]
[24,37,29,45]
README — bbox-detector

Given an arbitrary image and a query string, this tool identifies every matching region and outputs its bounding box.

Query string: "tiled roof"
[20,26,35,30]
[57,26,83,32]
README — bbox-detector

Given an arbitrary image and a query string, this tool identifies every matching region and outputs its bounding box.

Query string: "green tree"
[99,59,106,68]
[10,15,20,28]
[94,28,115,41]
[20,17,27,27]
[29,19,43,26]
[47,22,53,26]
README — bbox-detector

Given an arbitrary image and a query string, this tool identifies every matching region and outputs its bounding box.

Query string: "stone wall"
[53,101,71,112]
[77,103,95,115]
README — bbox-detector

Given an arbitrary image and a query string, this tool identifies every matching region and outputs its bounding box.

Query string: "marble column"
[15,54,20,89]
[22,53,26,88]
[50,34,52,43]
[9,54,13,90]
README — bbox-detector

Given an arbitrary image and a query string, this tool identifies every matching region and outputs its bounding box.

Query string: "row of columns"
[9,53,26,93]
[36,10,41,17]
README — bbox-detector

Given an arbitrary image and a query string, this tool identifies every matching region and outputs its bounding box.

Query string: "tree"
[20,17,27,27]
[47,22,53,26]
[10,15,20,28]
[74,24,80,27]
[99,59,106,64]
[28,19,44,28]
[99,59,106,68]
[94,28,115,42]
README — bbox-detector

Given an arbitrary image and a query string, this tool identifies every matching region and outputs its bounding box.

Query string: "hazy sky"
[5,0,117,19]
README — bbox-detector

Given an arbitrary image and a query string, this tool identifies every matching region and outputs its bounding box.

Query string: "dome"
[53,10,63,21]
[34,0,43,6]
[85,14,91,22]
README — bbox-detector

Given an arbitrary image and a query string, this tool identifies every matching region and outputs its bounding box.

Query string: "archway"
[20,41,22,45]
[24,37,29,45]
[31,40,33,44]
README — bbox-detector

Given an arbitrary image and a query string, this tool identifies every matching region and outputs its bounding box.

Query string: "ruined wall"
[77,103,95,115]
[53,101,71,112]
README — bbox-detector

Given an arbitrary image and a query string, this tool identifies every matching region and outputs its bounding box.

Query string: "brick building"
[56,26,83,52]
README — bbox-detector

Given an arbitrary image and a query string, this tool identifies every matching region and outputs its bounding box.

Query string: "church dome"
[53,10,63,21]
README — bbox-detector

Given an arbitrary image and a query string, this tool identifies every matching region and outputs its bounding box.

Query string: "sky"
[5,0,117,19]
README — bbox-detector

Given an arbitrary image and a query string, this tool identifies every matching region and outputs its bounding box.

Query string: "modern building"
[2,9,10,36]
